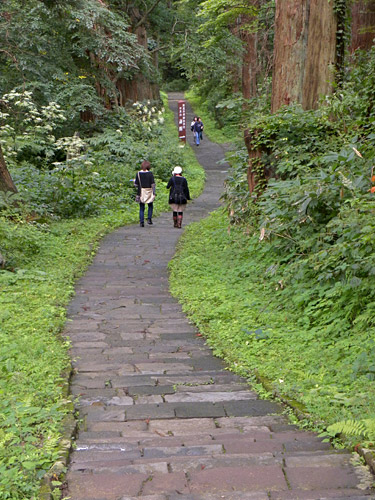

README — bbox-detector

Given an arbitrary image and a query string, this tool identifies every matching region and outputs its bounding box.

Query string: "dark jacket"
[166,175,190,204]
[193,121,203,133]
[134,170,155,196]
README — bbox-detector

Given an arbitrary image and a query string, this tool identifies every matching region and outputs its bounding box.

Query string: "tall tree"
[271,0,337,113]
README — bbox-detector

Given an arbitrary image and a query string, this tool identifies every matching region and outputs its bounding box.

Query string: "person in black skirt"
[166,166,190,228]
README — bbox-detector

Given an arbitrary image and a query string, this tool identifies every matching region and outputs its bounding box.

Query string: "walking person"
[192,117,203,146]
[197,116,204,141]
[190,116,197,143]
[134,160,156,227]
[167,166,190,228]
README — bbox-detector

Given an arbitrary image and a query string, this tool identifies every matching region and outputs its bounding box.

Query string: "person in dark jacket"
[134,160,155,227]
[166,166,190,228]
[192,117,203,146]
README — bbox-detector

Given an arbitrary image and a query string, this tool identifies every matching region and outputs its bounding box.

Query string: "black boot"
[147,218,153,225]
[173,216,178,228]
[140,221,144,227]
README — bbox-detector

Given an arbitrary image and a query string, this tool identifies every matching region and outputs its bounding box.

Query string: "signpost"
[178,100,186,143]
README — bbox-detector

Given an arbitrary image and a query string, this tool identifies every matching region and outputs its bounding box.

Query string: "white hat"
[172,166,182,175]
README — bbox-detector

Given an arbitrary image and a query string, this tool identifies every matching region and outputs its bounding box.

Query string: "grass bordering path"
[169,209,375,443]
[0,94,204,500]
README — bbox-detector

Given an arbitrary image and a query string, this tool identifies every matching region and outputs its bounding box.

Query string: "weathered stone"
[141,472,190,495]
[148,418,216,435]
[165,391,257,404]
[125,404,176,420]
[285,466,360,489]
[66,472,146,499]
[174,402,226,419]
[188,466,287,492]
[142,444,223,459]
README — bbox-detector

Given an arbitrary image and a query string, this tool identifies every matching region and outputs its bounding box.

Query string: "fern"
[325,418,375,443]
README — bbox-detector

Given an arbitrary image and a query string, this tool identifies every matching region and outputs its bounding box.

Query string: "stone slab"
[165,391,258,403]
[141,472,190,495]
[285,466,360,490]
[174,402,226,419]
[66,472,146,499]
[188,466,287,493]
[125,404,176,420]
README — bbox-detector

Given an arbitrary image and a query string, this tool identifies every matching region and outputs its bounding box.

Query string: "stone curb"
[38,365,78,500]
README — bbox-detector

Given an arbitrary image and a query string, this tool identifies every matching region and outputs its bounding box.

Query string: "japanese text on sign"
[178,100,186,143]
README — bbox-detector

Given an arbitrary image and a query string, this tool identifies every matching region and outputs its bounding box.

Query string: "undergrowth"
[169,209,375,445]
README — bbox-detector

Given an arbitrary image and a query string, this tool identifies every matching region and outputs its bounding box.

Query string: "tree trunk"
[238,7,263,194]
[271,0,337,112]
[0,145,17,193]
[271,0,310,112]
[241,24,258,100]
[117,14,160,103]
[350,0,375,52]
[302,0,337,109]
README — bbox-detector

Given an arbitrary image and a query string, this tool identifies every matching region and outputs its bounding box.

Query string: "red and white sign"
[178,100,186,143]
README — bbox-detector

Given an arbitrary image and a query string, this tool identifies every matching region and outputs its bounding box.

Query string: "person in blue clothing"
[192,117,203,146]
[197,117,204,141]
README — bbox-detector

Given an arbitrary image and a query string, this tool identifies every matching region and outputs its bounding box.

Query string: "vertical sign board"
[178,100,186,143]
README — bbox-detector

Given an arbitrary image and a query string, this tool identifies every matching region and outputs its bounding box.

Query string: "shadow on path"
[64,93,374,500]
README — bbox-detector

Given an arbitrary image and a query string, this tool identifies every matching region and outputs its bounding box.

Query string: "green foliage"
[324,418,375,447]
[0,0,146,117]
[169,209,375,441]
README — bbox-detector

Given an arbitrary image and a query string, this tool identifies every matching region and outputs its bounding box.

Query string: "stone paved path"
[65,93,375,499]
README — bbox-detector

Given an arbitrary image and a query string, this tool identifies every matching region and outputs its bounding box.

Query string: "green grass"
[0,96,205,499]
[185,89,239,144]
[169,209,375,441]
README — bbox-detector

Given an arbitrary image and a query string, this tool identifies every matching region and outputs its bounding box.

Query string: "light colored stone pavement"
[64,93,375,499]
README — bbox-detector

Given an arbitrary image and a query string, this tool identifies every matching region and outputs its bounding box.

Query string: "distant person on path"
[197,117,204,141]
[134,160,155,227]
[190,116,197,143]
[192,117,203,146]
[167,166,190,228]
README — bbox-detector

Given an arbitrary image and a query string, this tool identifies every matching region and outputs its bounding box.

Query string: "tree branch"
[134,0,163,29]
